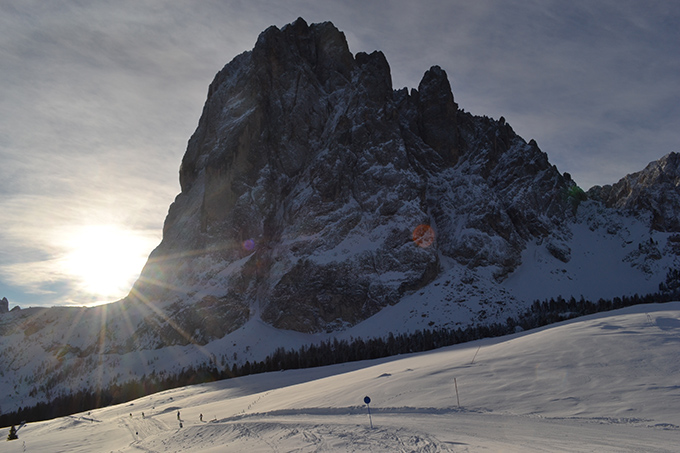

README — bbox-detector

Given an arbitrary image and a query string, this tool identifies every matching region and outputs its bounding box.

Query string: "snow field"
[4,303,679,452]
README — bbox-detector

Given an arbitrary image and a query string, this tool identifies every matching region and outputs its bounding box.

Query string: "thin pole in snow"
[454,377,460,408]
[367,404,373,429]
[471,345,481,364]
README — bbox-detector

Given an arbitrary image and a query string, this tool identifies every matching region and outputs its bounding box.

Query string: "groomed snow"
[4,303,679,452]
[504,201,675,303]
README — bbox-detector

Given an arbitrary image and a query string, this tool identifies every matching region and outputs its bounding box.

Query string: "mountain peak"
[132,18,573,335]
[253,17,354,90]
[588,151,680,231]
[416,65,459,164]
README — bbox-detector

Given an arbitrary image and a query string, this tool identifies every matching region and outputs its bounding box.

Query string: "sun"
[59,224,157,302]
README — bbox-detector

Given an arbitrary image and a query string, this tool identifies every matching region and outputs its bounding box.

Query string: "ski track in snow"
[3,303,680,452]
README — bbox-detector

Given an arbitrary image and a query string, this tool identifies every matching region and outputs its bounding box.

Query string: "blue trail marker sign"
[364,396,373,429]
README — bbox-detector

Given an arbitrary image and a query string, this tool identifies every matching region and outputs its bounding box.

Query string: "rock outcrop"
[128,18,574,334]
[588,152,680,231]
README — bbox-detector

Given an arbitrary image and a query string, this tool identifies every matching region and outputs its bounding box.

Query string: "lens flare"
[242,238,255,251]
[413,224,435,248]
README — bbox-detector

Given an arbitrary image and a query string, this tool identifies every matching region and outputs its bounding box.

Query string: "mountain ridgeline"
[130,18,574,336]
[588,152,680,232]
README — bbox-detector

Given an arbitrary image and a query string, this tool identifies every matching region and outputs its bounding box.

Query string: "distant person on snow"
[177,411,181,421]
[200,414,203,422]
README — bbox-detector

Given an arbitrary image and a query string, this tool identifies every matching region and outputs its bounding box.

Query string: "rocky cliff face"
[130,18,573,335]
[588,152,680,232]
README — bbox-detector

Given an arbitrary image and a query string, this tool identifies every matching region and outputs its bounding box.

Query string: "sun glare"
[59,224,157,303]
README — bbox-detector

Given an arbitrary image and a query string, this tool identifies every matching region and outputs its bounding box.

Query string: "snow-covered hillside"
[4,303,679,452]
[505,200,676,301]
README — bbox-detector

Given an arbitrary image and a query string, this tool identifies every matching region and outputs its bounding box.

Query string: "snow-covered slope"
[504,200,678,303]
[4,303,679,452]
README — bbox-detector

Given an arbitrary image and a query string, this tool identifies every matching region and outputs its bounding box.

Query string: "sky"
[1,0,678,308]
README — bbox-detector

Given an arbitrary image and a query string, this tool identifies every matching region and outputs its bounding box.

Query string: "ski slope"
[4,303,679,452]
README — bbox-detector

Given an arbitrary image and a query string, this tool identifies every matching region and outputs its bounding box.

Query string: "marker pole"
[454,377,460,408]
[471,346,481,364]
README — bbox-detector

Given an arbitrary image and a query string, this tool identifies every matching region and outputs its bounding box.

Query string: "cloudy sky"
[1,0,678,308]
